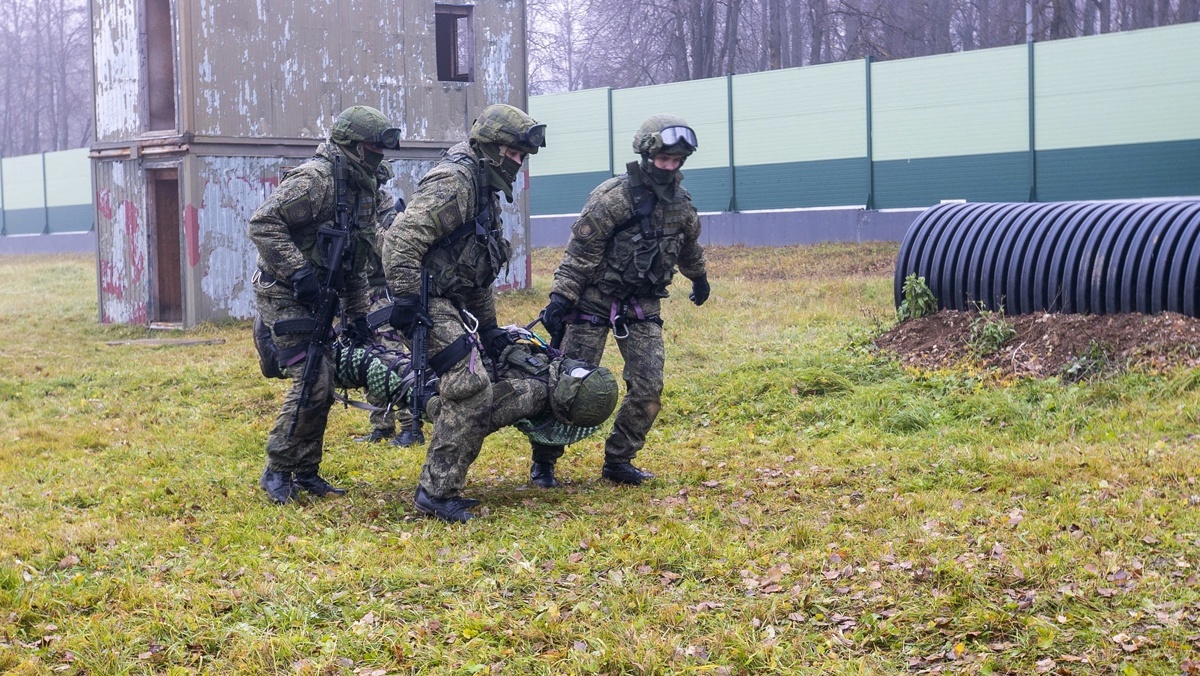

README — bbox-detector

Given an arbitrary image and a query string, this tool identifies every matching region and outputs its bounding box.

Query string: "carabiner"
[460,308,480,335]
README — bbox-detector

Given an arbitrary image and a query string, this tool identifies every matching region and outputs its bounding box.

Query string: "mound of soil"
[874,311,1200,378]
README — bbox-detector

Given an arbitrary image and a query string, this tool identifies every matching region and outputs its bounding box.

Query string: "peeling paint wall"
[185,0,526,144]
[95,160,149,324]
[93,0,142,141]
[93,0,530,325]
[185,156,285,322]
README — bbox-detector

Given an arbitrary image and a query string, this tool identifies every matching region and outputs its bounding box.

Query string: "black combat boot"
[530,461,559,488]
[260,468,297,504]
[354,428,394,443]
[294,471,347,497]
[413,486,476,523]
[392,428,425,447]
[602,459,656,486]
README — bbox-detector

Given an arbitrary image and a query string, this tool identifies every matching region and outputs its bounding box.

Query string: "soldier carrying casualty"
[382,103,547,523]
[536,114,710,489]
[248,105,400,504]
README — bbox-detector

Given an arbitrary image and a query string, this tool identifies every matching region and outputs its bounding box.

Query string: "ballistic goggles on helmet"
[659,125,697,150]
[518,123,548,150]
[367,127,402,150]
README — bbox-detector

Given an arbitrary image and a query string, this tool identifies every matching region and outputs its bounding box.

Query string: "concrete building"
[90,0,530,327]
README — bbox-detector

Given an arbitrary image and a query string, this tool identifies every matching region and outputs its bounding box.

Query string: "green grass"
[1,244,1198,674]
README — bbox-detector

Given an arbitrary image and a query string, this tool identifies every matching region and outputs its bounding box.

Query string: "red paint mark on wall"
[185,204,200,267]
[122,200,145,286]
[97,190,114,220]
[99,260,124,299]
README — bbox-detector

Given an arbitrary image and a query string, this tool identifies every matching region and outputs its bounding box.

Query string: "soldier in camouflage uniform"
[249,105,400,504]
[354,186,415,445]
[382,103,546,523]
[536,114,710,488]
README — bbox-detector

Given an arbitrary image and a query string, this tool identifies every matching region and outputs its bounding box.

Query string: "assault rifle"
[288,153,356,438]
[395,269,430,446]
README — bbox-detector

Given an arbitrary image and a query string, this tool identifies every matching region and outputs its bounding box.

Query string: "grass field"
[1,244,1199,675]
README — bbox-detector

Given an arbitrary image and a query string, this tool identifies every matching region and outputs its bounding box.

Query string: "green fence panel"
[732,61,867,209]
[44,148,93,233]
[1,154,47,235]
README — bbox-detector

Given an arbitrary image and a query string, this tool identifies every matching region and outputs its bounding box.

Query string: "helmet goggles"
[658,125,697,151]
[517,123,548,150]
[367,127,402,150]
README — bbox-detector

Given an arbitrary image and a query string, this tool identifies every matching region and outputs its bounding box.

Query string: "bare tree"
[0,0,90,155]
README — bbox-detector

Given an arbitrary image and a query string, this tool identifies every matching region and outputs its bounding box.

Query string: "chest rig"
[596,161,688,302]
[422,152,512,299]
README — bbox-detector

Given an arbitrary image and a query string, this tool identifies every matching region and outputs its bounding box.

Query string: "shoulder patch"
[280,194,313,225]
[572,215,599,242]
[432,201,463,231]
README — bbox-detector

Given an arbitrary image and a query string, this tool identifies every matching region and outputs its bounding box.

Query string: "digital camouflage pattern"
[469,103,546,154]
[549,168,706,317]
[362,177,412,435]
[248,142,380,474]
[382,141,509,500]
[382,141,501,323]
[535,162,707,468]
[530,320,664,465]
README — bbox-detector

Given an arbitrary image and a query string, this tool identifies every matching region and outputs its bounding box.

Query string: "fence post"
[606,87,614,177]
[864,56,875,210]
[1027,40,1038,202]
[0,155,6,236]
[726,72,738,212]
[42,152,50,234]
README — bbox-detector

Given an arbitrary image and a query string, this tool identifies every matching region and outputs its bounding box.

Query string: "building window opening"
[145,0,177,131]
[435,4,474,82]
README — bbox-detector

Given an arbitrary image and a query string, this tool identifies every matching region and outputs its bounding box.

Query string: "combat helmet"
[549,359,619,427]
[331,105,401,148]
[470,104,547,155]
[632,114,698,157]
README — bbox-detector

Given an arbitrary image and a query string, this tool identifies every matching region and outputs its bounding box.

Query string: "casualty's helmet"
[330,105,401,149]
[469,104,547,155]
[632,114,698,157]
[550,359,619,427]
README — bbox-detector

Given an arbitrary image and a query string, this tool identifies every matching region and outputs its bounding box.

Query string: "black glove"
[540,293,572,343]
[388,294,432,340]
[345,315,372,345]
[479,322,514,361]
[290,266,322,311]
[689,275,710,306]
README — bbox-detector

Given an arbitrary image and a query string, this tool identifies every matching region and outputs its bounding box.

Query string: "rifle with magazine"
[288,153,357,437]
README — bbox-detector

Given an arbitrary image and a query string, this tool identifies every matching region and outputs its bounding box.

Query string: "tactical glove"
[689,275,710,306]
[346,315,373,345]
[479,322,515,361]
[389,294,433,340]
[290,266,322,311]
[540,293,573,343]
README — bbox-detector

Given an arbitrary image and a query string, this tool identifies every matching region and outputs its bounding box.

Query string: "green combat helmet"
[469,104,547,155]
[330,105,401,169]
[550,359,619,427]
[632,114,698,157]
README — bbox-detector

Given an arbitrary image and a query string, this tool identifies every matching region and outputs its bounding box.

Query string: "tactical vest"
[284,157,377,279]
[422,152,511,298]
[597,162,689,301]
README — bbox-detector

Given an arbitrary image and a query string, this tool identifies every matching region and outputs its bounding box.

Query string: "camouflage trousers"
[255,276,335,474]
[531,319,664,465]
[364,286,413,435]
[418,297,493,499]
[429,373,547,436]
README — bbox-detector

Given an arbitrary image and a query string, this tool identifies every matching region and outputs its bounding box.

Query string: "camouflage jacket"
[550,166,706,316]
[248,142,380,318]
[382,141,505,328]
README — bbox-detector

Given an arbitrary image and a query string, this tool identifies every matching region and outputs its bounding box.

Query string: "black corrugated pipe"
[894,199,1200,317]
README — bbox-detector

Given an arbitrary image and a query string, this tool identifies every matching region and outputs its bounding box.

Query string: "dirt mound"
[874,310,1200,377]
